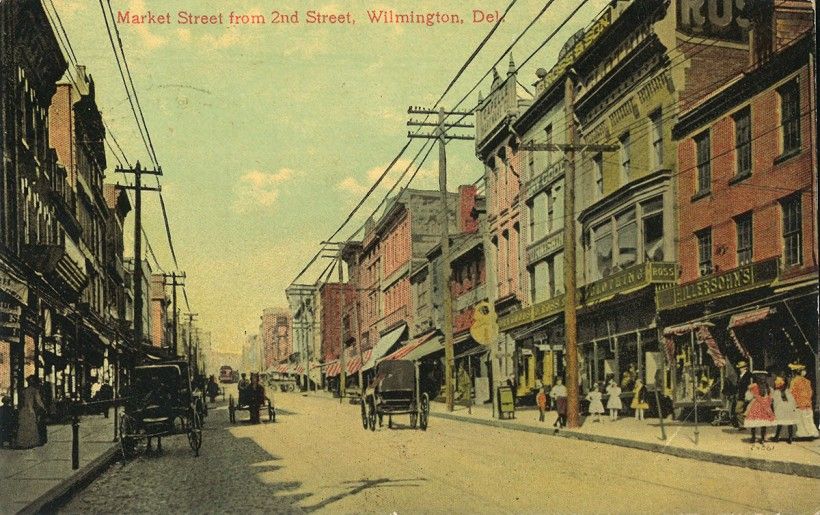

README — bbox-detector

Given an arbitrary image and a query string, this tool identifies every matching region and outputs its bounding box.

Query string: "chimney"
[748,0,774,67]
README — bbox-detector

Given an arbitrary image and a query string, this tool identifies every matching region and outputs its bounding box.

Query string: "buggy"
[119,360,204,458]
[361,359,429,431]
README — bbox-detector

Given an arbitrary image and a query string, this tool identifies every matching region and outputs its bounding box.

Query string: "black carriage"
[227,384,275,423]
[119,360,204,458]
[361,360,429,431]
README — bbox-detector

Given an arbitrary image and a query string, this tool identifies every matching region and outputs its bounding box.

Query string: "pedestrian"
[0,395,15,448]
[771,376,797,444]
[550,377,567,432]
[17,375,46,448]
[744,380,775,444]
[606,380,622,421]
[98,380,113,418]
[248,373,266,424]
[536,386,548,422]
[586,382,605,423]
[207,375,219,403]
[238,373,250,406]
[734,361,752,429]
[631,378,649,421]
[788,362,819,439]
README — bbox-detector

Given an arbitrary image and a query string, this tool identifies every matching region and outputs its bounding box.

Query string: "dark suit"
[735,370,752,426]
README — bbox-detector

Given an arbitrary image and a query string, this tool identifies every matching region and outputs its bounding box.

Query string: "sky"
[49,0,608,353]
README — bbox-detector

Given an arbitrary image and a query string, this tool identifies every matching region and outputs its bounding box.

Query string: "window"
[697,228,713,276]
[616,209,637,268]
[781,196,802,266]
[593,221,613,279]
[529,267,537,303]
[695,131,711,194]
[650,109,663,169]
[734,108,752,177]
[735,213,753,266]
[593,153,603,197]
[619,132,631,183]
[546,256,556,298]
[779,81,801,154]
[528,149,536,176]
[527,201,535,242]
[546,193,554,234]
[641,197,664,261]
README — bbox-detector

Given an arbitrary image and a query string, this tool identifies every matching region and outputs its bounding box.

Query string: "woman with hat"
[789,362,819,439]
[17,375,46,448]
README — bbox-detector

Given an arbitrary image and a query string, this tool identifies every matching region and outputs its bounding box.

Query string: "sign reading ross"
[677,0,752,43]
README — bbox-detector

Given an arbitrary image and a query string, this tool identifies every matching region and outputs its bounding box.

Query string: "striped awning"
[325,361,342,377]
[275,364,289,374]
[346,350,372,375]
[728,307,775,329]
[381,332,438,362]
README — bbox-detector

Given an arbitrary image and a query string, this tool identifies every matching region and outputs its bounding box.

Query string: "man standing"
[735,361,752,429]
[550,377,568,432]
[238,373,250,406]
[98,380,114,418]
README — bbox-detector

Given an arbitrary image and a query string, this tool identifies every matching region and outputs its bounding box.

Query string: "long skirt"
[794,408,819,439]
[16,408,41,448]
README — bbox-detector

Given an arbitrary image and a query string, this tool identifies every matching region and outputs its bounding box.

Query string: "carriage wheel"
[409,409,418,429]
[188,409,203,456]
[367,400,377,431]
[228,395,236,423]
[267,399,274,422]
[419,393,429,431]
[360,400,368,430]
[119,413,136,459]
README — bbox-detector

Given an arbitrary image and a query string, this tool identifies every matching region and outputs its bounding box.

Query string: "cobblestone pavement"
[60,390,820,514]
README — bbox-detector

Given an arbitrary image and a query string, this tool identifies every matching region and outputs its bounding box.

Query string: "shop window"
[650,109,663,169]
[697,228,713,276]
[619,132,631,184]
[735,213,753,266]
[616,208,637,268]
[593,221,613,279]
[733,107,752,178]
[781,196,802,267]
[779,80,801,155]
[695,130,711,195]
[641,197,664,261]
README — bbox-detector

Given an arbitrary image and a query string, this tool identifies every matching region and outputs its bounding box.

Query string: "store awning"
[662,321,715,337]
[455,345,490,360]
[662,321,725,368]
[362,324,407,371]
[381,332,438,362]
[402,335,444,361]
[728,307,775,329]
[347,350,372,375]
[325,360,341,378]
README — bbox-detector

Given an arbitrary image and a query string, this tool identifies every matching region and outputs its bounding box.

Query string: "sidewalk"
[428,401,820,478]
[302,389,820,478]
[0,414,118,514]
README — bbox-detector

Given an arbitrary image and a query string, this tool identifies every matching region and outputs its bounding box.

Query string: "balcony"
[22,236,89,297]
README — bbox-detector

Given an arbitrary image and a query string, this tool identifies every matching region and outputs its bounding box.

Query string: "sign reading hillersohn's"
[656,258,779,310]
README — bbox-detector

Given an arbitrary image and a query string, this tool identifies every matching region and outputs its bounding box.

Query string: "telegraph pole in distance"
[163,272,186,356]
[116,162,161,356]
[185,312,198,371]
[520,75,618,428]
[408,106,474,412]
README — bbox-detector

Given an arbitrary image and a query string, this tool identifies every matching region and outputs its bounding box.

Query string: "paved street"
[60,388,819,514]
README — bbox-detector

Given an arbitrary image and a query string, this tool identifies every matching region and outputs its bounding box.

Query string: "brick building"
[259,307,292,368]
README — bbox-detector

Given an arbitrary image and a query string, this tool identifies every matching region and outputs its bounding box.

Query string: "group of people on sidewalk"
[0,376,48,449]
[736,361,818,444]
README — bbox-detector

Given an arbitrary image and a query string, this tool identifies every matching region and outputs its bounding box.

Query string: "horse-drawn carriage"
[361,359,429,431]
[228,380,275,424]
[119,360,204,458]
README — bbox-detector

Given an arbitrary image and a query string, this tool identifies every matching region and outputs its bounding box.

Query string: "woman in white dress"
[586,382,605,423]
[771,376,797,444]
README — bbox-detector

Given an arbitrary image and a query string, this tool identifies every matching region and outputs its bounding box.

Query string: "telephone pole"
[185,312,198,371]
[116,162,161,355]
[520,75,618,428]
[163,272,186,356]
[408,106,474,412]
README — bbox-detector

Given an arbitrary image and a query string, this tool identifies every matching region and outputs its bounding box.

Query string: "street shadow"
[301,477,427,512]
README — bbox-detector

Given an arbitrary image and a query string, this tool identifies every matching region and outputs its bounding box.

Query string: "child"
[536,386,548,422]
[771,376,797,444]
[631,378,649,421]
[606,380,622,421]
[586,383,605,423]
[744,381,776,444]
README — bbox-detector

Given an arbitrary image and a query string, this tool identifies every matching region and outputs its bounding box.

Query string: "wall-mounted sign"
[583,261,677,305]
[677,0,752,43]
[656,258,778,310]
[526,231,563,265]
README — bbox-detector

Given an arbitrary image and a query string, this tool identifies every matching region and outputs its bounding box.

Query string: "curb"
[18,445,120,515]
[429,411,820,479]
